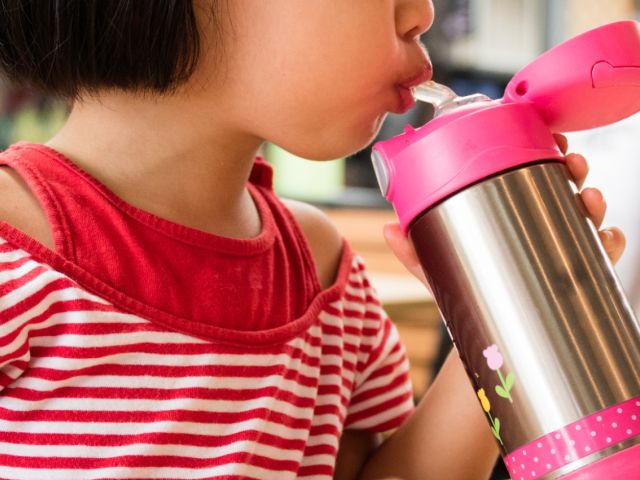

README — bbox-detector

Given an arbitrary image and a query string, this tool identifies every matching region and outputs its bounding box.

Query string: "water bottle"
[371,21,640,479]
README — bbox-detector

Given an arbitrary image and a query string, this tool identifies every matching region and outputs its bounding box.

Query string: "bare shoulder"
[0,167,54,249]
[280,198,345,289]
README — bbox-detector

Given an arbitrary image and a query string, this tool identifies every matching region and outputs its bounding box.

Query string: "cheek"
[232,1,397,103]
[231,56,394,159]
[225,1,398,158]
[241,72,392,160]
[257,44,396,157]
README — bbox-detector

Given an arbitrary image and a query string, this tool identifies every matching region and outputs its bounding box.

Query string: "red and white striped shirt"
[0,143,414,479]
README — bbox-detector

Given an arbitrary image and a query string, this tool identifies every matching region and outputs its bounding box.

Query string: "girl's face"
[199,0,434,160]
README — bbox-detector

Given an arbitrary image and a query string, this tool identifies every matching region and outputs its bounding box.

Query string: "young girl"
[0,1,625,479]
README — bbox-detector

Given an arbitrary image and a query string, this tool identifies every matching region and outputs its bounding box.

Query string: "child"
[0,1,625,479]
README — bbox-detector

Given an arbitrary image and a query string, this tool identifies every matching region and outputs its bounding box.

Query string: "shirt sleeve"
[0,239,40,390]
[343,255,415,433]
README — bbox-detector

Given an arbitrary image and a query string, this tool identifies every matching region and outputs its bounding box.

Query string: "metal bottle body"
[409,161,640,477]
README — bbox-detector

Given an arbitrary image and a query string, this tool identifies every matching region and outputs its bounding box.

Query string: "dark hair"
[0,1,212,98]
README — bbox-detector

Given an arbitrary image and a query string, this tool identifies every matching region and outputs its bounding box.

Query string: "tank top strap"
[249,157,274,190]
[0,141,76,259]
[249,156,323,295]
[249,182,323,297]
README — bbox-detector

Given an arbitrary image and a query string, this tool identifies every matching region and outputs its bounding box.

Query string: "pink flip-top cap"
[373,21,640,232]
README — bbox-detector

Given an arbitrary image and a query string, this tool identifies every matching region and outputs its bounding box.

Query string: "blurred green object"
[0,116,13,149]
[10,104,67,146]
[0,101,68,149]
[264,143,345,202]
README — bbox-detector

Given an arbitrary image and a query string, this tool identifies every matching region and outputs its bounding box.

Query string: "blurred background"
[1,2,639,478]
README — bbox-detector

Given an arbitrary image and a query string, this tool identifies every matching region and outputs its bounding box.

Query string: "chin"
[269,111,387,161]
[303,120,387,160]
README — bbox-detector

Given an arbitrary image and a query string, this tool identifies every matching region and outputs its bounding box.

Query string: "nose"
[396,0,434,40]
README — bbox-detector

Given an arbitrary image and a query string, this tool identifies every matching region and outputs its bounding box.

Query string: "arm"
[337,347,499,480]
[335,430,383,480]
[281,199,390,479]
[283,198,496,479]
[359,349,499,480]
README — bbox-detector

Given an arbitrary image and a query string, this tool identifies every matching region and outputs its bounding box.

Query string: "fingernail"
[603,229,614,242]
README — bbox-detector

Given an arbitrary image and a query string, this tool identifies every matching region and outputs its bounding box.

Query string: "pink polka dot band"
[503,397,640,479]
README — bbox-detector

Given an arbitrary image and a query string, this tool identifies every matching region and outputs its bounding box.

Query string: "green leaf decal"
[495,385,509,398]
[493,417,501,434]
[505,373,514,391]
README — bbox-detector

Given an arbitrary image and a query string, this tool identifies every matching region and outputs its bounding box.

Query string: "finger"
[382,222,430,287]
[382,222,422,276]
[554,133,568,155]
[599,227,626,265]
[565,153,589,189]
[580,187,606,228]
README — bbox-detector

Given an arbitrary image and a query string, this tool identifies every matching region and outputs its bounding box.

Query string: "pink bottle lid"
[503,20,640,132]
[372,21,640,232]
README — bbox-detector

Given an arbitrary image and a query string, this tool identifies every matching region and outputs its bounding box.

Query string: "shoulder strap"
[0,142,76,259]
[249,157,274,190]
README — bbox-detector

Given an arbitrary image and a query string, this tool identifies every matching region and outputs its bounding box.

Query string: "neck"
[47,90,265,238]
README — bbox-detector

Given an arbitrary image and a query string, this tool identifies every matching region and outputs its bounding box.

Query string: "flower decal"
[483,345,503,370]
[477,388,503,446]
[483,344,514,403]
[477,388,491,412]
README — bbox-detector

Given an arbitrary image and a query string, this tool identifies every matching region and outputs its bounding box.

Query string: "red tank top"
[0,142,325,342]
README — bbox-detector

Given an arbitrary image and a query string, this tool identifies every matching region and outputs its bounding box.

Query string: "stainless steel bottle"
[410,162,640,478]
[372,21,640,479]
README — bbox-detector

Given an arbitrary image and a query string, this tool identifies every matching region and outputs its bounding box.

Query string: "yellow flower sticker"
[477,388,491,413]
[476,387,503,446]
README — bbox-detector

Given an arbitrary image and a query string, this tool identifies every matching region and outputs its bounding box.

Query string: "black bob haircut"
[0,1,213,98]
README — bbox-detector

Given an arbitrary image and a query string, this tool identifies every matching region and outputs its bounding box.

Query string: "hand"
[553,134,625,264]
[383,133,626,288]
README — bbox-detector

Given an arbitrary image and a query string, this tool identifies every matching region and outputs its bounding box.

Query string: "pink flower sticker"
[483,344,504,370]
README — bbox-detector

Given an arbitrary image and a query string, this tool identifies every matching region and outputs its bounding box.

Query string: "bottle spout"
[414,80,491,117]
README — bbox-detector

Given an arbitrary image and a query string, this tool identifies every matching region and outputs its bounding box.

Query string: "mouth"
[393,63,434,114]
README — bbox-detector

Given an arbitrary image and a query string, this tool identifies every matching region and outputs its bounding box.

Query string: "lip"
[398,63,434,89]
[394,86,417,113]
[393,63,434,114]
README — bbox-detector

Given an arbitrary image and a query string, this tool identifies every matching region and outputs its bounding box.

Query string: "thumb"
[382,222,430,290]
